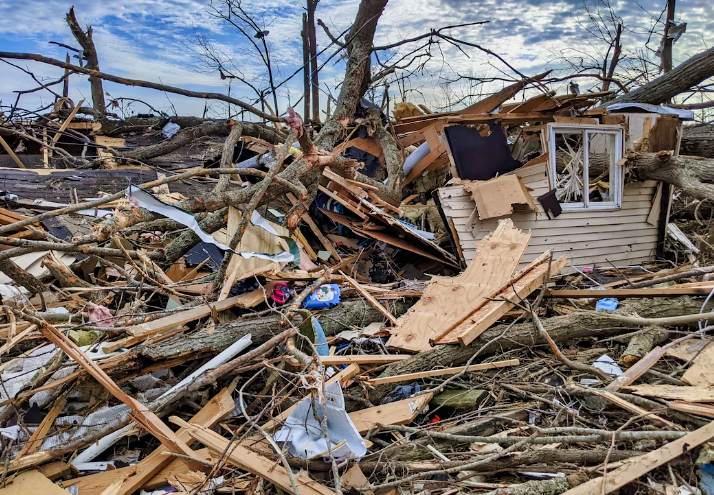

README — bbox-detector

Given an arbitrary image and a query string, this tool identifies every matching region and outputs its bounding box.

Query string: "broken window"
[547,124,624,211]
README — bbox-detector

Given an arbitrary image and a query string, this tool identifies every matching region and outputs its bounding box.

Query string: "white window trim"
[547,123,624,211]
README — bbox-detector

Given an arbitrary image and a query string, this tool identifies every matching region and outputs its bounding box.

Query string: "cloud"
[0,0,711,116]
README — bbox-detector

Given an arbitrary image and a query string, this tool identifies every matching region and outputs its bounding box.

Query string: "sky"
[0,0,711,120]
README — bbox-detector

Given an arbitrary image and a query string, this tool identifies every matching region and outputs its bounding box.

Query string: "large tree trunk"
[608,45,714,106]
[66,7,106,115]
[630,150,714,201]
[682,124,714,158]
[367,297,701,404]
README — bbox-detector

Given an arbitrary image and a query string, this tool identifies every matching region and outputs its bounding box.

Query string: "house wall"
[438,162,660,270]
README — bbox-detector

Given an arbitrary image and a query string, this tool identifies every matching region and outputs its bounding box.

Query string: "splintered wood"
[387,219,531,352]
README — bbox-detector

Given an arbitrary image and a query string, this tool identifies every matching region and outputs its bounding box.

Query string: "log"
[630,150,714,202]
[619,326,668,366]
[682,124,714,158]
[608,45,714,106]
[368,297,702,404]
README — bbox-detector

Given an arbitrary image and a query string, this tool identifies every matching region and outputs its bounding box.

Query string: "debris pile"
[1,7,714,495]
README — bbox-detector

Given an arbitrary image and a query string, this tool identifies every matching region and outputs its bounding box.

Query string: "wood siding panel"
[440,164,659,270]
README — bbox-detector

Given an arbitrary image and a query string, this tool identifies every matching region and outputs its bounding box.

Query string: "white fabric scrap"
[274,381,367,460]
[593,355,623,377]
[162,122,181,139]
[0,425,21,441]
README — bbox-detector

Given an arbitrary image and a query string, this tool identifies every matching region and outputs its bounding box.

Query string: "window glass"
[587,132,617,203]
[553,129,585,204]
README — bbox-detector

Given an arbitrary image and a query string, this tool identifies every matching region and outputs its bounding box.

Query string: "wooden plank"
[437,255,568,346]
[561,417,714,495]
[33,319,202,470]
[318,185,368,220]
[103,288,267,352]
[606,346,666,392]
[0,135,25,168]
[459,74,548,115]
[340,271,397,325]
[50,100,84,145]
[588,388,675,428]
[349,393,433,434]
[63,450,213,494]
[262,364,361,433]
[403,142,446,186]
[387,219,530,352]
[546,288,714,298]
[17,396,67,457]
[176,418,337,495]
[98,388,235,495]
[625,384,714,402]
[365,359,520,386]
[681,340,714,387]
[668,401,714,418]
[314,355,411,365]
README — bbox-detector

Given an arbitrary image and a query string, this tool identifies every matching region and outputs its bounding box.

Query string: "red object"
[271,282,290,305]
[430,415,441,424]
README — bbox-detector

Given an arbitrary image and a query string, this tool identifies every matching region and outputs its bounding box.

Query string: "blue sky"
[0,0,711,119]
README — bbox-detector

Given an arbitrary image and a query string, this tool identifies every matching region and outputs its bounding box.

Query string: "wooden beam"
[287,192,340,262]
[624,384,714,402]
[561,416,714,495]
[348,393,433,434]
[17,396,67,457]
[606,346,666,392]
[33,318,202,470]
[340,271,398,325]
[317,185,368,220]
[313,355,411,365]
[365,359,520,386]
[435,253,566,346]
[545,287,714,298]
[97,388,235,495]
[103,288,268,352]
[0,135,25,168]
[175,417,337,495]
[50,99,84,145]
[459,72,549,115]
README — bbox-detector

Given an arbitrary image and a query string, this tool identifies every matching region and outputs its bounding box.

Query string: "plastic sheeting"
[274,381,366,460]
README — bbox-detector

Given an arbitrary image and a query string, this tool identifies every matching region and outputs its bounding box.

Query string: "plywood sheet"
[682,340,714,387]
[387,219,530,352]
[463,175,536,220]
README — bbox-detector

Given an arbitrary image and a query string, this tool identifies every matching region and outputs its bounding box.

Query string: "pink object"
[86,303,113,328]
[284,107,303,132]
[271,282,290,305]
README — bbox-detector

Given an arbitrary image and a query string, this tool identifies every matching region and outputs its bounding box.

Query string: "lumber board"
[50,100,84,145]
[587,388,674,428]
[365,359,520,385]
[387,219,530,352]
[340,271,397,325]
[403,142,446,186]
[561,415,714,495]
[681,340,714,387]
[34,319,202,470]
[625,384,714,402]
[349,393,433,434]
[262,363,361,433]
[436,255,567,345]
[0,135,25,168]
[459,77,533,115]
[63,449,214,494]
[544,287,714,298]
[606,346,666,392]
[17,396,67,457]
[318,185,368,220]
[314,355,411,365]
[103,288,267,352]
[287,192,340,262]
[63,389,235,495]
[668,401,714,418]
[177,418,337,495]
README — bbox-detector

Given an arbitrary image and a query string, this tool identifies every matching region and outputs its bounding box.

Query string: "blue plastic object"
[302,284,341,310]
[596,298,619,311]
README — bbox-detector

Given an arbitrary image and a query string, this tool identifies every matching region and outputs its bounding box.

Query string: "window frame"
[547,123,624,212]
